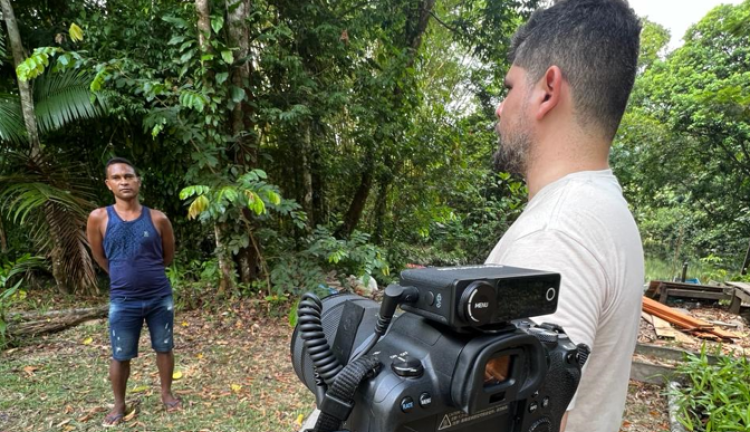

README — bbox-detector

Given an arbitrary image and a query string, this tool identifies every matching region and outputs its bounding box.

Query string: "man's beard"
[492,121,531,176]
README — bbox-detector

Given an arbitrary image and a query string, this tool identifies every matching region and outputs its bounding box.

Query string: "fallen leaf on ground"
[172,371,183,380]
[123,408,136,422]
[231,384,242,393]
[131,385,149,393]
[82,337,93,345]
[296,414,305,425]
[23,365,39,376]
[76,407,106,423]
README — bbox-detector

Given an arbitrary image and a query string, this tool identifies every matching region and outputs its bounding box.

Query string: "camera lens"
[483,353,511,387]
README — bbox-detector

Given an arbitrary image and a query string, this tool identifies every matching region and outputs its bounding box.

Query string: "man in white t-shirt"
[485,1,644,431]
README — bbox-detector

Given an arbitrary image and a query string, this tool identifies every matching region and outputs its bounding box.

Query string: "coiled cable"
[297,293,343,386]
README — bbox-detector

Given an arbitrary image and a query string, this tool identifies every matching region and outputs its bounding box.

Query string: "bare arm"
[153,210,175,267]
[86,208,109,273]
[560,412,568,432]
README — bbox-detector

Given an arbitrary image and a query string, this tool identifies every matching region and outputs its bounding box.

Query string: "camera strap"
[313,355,381,432]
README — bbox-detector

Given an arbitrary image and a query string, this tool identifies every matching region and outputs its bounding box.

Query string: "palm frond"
[44,200,97,293]
[0,94,26,144]
[33,71,108,134]
[0,28,7,66]
[0,182,91,224]
[0,152,98,294]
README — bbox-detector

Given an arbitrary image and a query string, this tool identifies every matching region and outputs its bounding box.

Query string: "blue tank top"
[103,205,172,299]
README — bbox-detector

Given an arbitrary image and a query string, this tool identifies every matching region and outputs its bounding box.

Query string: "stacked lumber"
[642,296,740,341]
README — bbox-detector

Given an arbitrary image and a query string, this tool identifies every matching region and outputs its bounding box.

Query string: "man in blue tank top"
[86,157,180,426]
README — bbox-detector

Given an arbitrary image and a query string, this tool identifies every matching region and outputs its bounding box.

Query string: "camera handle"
[349,284,419,361]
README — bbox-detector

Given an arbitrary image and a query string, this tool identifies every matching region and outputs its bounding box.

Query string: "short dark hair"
[508,0,641,139]
[105,157,138,178]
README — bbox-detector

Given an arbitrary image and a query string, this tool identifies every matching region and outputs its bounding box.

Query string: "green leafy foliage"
[0,254,47,348]
[614,1,750,271]
[16,47,62,81]
[269,227,390,297]
[68,23,84,42]
[671,346,750,432]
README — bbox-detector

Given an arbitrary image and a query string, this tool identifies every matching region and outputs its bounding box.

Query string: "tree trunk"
[227,0,256,166]
[195,0,212,52]
[0,0,41,157]
[372,177,391,245]
[0,212,7,254]
[336,157,375,239]
[7,305,108,338]
[407,0,436,55]
[214,223,234,294]
[336,0,435,241]
[300,122,315,229]
[741,238,750,276]
[43,204,71,295]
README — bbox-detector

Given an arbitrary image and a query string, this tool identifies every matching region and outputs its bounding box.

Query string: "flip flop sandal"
[102,412,124,428]
[164,399,182,413]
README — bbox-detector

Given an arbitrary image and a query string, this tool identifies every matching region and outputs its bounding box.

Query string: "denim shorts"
[108,294,175,361]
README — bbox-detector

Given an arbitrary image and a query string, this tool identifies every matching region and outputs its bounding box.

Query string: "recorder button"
[426,291,435,306]
[419,392,432,408]
[400,396,415,413]
[460,281,496,325]
[392,356,424,377]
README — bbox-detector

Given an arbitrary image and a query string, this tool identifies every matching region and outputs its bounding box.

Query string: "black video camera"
[291,265,589,432]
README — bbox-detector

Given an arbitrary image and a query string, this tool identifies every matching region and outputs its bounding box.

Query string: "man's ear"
[533,65,564,121]
[105,179,113,191]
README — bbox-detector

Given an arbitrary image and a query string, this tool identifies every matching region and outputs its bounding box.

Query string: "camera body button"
[419,392,432,408]
[400,396,415,413]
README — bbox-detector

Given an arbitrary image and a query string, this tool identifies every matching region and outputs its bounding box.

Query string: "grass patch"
[670,347,750,432]
[644,255,727,284]
[0,302,314,431]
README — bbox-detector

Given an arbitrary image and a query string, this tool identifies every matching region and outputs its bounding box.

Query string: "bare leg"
[108,359,130,418]
[156,351,180,409]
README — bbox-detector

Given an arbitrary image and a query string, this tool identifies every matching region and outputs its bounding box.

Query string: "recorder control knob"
[459,281,496,326]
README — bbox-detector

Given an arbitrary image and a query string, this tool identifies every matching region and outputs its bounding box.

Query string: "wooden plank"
[641,311,654,325]
[733,287,750,304]
[674,329,699,345]
[726,281,750,295]
[645,280,661,298]
[630,361,675,384]
[634,343,720,364]
[730,292,742,314]
[652,315,676,338]
[642,296,741,340]
[665,288,730,301]
[657,280,727,292]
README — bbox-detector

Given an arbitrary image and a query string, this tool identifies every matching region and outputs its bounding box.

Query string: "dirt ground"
[0,301,315,432]
[620,381,669,432]
[4,296,745,432]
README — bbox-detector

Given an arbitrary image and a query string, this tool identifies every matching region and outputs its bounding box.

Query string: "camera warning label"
[437,405,509,431]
